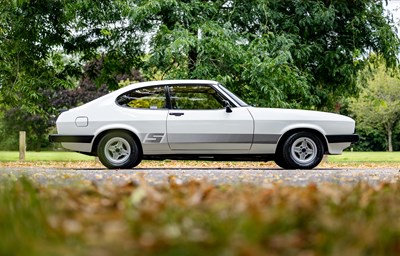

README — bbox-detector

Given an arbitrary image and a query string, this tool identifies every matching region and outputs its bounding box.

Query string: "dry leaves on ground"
[0,159,399,169]
[1,176,400,256]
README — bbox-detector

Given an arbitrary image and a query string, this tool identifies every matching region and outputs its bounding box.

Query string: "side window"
[116,86,166,109]
[169,85,225,110]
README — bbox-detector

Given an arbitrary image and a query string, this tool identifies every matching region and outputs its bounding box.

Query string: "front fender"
[276,124,329,154]
[279,123,327,137]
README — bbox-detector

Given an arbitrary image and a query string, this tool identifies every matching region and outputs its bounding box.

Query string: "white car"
[49,80,359,169]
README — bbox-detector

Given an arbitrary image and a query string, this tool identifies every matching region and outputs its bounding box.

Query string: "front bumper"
[326,134,359,143]
[49,135,94,143]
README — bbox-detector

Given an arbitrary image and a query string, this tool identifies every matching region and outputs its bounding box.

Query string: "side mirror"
[223,100,233,113]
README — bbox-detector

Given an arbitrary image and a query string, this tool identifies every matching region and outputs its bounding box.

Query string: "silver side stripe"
[253,134,281,144]
[167,134,280,144]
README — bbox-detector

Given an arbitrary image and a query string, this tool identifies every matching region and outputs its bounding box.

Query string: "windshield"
[217,83,249,107]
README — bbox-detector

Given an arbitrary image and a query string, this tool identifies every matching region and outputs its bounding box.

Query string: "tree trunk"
[387,127,393,152]
[188,46,197,76]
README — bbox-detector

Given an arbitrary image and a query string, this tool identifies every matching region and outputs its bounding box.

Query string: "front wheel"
[276,132,324,169]
[97,132,142,169]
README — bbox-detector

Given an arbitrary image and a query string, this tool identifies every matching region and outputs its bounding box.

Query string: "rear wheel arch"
[94,129,143,169]
[91,129,142,156]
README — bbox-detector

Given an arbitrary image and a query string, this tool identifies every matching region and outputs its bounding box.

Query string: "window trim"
[166,84,231,110]
[115,83,244,110]
[216,83,249,107]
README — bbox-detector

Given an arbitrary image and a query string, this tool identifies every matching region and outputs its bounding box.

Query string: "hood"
[248,107,355,123]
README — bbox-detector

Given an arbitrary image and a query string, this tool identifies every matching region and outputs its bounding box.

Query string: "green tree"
[128,0,399,108]
[0,0,145,109]
[0,0,144,149]
[266,0,399,109]
[0,0,75,97]
[1,0,399,110]
[351,65,400,152]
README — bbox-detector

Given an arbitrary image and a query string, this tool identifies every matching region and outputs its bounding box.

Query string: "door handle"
[169,112,184,116]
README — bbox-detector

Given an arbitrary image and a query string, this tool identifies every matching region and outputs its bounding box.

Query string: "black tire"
[274,155,290,169]
[97,131,142,169]
[276,131,324,169]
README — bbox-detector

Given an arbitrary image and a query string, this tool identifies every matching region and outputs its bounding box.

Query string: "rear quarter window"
[116,86,166,109]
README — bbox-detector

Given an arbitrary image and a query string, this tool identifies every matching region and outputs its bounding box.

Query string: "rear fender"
[91,124,142,154]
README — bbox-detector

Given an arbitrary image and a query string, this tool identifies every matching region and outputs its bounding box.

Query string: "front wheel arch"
[275,129,327,169]
[275,128,328,155]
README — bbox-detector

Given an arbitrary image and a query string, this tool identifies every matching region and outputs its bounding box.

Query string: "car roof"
[81,80,220,107]
[125,79,218,89]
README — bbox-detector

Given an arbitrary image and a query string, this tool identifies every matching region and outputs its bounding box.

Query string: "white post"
[19,131,26,161]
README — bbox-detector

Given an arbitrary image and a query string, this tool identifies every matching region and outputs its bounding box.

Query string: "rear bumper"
[326,134,359,143]
[49,135,94,143]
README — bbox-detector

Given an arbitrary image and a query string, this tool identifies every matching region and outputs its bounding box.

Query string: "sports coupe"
[49,80,359,169]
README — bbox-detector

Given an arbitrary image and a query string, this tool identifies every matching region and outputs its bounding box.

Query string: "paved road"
[1,167,399,187]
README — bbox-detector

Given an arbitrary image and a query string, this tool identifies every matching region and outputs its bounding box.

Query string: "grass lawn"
[0,151,95,162]
[328,151,400,163]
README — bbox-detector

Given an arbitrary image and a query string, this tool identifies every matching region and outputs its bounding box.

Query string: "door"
[166,84,254,151]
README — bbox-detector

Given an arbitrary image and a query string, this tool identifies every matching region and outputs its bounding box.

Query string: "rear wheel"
[276,131,324,169]
[97,131,142,169]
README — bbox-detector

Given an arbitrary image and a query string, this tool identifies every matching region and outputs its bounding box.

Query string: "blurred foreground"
[1,176,400,255]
